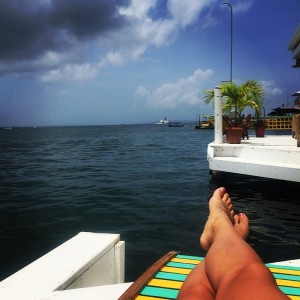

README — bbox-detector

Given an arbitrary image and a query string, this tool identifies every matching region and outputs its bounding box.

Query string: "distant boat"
[168,122,184,127]
[195,115,214,129]
[155,117,170,125]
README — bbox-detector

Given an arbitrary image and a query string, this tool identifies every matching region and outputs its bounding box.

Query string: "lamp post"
[223,2,233,82]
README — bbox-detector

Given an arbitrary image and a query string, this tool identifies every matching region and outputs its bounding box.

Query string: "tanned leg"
[202,187,289,300]
[177,260,215,300]
[178,191,248,300]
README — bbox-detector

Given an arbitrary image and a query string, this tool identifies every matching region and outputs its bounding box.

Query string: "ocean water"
[0,124,299,282]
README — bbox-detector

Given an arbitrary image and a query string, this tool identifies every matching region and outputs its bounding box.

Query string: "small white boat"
[155,117,170,125]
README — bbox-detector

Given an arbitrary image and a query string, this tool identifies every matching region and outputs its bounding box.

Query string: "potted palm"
[204,80,264,143]
[253,117,267,137]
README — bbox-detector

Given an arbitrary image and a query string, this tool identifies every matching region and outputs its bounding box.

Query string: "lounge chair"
[242,114,251,140]
[118,251,300,299]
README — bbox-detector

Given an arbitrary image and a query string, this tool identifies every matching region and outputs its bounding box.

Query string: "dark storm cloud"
[0,0,126,63]
[52,0,123,38]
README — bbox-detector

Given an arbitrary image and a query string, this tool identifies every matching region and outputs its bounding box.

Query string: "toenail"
[238,213,245,218]
[220,187,226,193]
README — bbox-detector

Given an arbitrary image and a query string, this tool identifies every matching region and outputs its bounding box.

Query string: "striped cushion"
[119,251,300,300]
[136,254,300,300]
[266,263,300,300]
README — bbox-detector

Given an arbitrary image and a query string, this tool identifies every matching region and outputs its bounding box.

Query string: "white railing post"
[214,86,223,143]
[114,241,125,283]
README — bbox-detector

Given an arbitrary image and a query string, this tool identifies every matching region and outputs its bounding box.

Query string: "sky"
[0,0,299,126]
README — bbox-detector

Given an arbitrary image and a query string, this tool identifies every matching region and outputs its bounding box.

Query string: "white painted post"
[114,241,125,283]
[214,86,223,144]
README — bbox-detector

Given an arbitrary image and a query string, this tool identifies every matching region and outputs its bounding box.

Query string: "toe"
[238,213,249,225]
[214,187,226,197]
[233,214,239,225]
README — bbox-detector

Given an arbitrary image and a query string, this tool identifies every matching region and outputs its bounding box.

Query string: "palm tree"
[204,80,264,126]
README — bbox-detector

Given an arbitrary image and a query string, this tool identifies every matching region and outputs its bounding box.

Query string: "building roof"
[288,24,300,68]
[268,107,300,116]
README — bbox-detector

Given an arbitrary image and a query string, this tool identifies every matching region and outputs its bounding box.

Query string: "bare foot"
[233,213,249,240]
[200,187,235,251]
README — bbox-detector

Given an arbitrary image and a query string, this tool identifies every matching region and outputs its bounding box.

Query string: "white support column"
[114,241,125,284]
[214,86,223,144]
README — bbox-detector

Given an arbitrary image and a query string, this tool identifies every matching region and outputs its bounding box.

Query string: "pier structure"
[0,232,130,300]
[207,87,300,183]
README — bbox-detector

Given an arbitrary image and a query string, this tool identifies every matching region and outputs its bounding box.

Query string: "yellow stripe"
[276,279,300,288]
[269,267,300,276]
[148,278,183,289]
[135,295,168,300]
[161,266,192,275]
[289,296,300,300]
[171,257,201,265]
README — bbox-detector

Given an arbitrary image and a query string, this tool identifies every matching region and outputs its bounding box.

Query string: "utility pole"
[223,2,233,82]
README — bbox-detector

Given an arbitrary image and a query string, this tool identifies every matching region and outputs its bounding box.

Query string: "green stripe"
[278,285,300,296]
[140,286,179,299]
[273,273,300,281]
[176,254,204,261]
[155,271,187,281]
[167,261,197,269]
[266,264,300,271]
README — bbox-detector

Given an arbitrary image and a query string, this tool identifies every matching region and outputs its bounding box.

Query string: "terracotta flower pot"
[225,127,243,144]
[255,126,265,137]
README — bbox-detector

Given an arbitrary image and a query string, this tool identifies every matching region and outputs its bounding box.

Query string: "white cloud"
[134,85,150,98]
[99,0,209,68]
[135,68,214,108]
[2,0,257,82]
[35,51,71,68]
[261,80,283,96]
[99,51,125,68]
[233,0,256,13]
[40,63,98,82]
[201,9,218,29]
[119,0,157,20]
[168,0,212,28]
[38,0,212,81]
